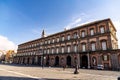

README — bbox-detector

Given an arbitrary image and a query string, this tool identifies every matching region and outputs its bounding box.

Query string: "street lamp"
[74,34,80,74]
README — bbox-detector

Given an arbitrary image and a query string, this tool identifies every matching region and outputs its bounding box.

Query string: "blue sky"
[0,0,120,51]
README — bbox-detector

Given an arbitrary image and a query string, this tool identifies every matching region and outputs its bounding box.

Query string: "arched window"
[91,42,96,51]
[101,40,107,50]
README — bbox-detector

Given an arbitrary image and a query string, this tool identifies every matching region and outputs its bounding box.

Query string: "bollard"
[118,77,120,80]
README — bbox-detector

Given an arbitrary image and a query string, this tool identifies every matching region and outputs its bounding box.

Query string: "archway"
[38,56,41,65]
[55,56,59,66]
[81,55,88,68]
[32,57,35,64]
[27,57,30,64]
[46,56,50,66]
[119,55,120,65]
[66,56,71,67]
[23,57,25,64]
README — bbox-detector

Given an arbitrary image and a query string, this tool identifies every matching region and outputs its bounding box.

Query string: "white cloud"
[112,20,120,48]
[64,13,91,30]
[0,35,17,52]
[64,18,82,29]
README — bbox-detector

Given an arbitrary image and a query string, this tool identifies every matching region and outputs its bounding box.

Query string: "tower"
[41,29,46,38]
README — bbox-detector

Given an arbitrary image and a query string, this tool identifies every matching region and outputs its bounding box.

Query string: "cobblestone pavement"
[0,64,119,80]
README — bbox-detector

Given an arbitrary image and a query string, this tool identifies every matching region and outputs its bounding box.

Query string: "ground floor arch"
[66,56,71,67]
[81,55,88,68]
[38,56,41,65]
[55,56,59,66]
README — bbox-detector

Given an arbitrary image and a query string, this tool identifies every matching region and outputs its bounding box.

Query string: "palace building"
[13,18,120,70]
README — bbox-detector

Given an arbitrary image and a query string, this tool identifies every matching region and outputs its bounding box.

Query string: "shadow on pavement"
[0,76,38,80]
[0,76,77,80]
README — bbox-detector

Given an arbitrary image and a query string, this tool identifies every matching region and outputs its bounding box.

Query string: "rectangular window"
[48,40,50,44]
[82,44,86,52]
[74,45,77,52]
[67,46,70,53]
[91,43,96,51]
[90,29,94,35]
[52,39,54,43]
[100,27,104,33]
[47,49,49,54]
[102,41,107,50]
[82,31,85,37]
[62,47,64,53]
[45,41,47,44]
[104,55,108,61]
[57,38,59,42]
[74,33,77,39]
[67,35,70,40]
[62,36,64,41]
[56,48,59,54]
[52,49,54,54]
[44,50,46,54]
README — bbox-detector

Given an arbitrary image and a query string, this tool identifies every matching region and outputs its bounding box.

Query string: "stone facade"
[13,18,120,70]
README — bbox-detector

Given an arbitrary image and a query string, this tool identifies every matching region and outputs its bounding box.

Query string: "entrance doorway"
[38,56,41,65]
[81,55,88,68]
[46,56,50,66]
[27,57,30,64]
[66,56,71,67]
[32,57,35,64]
[55,56,59,66]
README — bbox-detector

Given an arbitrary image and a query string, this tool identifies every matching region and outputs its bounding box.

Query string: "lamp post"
[74,34,80,74]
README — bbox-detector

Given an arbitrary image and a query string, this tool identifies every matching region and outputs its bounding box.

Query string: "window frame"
[101,40,107,50]
[90,28,94,36]
[81,31,85,37]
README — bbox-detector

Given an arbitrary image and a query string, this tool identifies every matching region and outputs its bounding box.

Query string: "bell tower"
[41,29,46,38]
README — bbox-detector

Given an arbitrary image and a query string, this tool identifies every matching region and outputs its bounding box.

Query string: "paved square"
[0,64,119,80]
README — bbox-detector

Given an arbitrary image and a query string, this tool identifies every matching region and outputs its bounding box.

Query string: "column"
[87,52,90,69]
